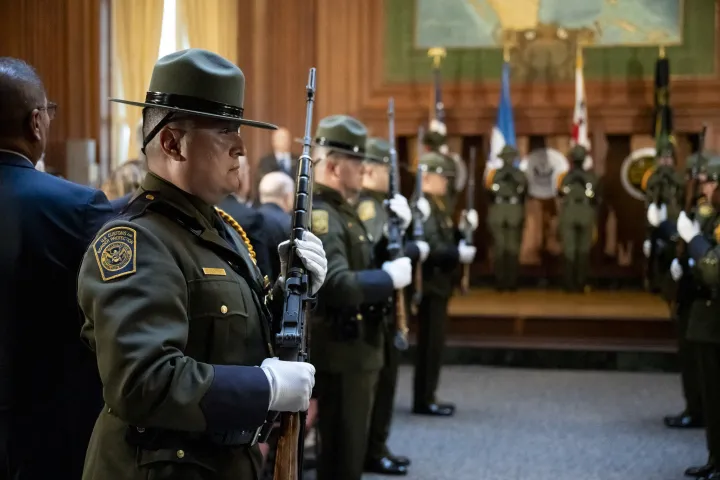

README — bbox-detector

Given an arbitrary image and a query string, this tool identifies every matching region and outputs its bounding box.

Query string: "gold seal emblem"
[311,210,329,235]
[698,204,714,218]
[357,200,376,222]
[92,226,137,281]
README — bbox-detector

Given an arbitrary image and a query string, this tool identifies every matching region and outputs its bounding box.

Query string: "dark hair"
[0,57,46,138]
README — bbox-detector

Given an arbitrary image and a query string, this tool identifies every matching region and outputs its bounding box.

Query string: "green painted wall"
[384,0,716,82]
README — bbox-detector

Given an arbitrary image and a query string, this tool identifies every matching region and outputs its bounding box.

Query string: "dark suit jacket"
[254,153,296,202]
[218,196,280,280]
[0,150,113,479]
[258,201,291,241]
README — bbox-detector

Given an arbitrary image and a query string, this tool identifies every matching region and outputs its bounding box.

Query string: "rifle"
[410,126,426,315]
[386,98,410,351]
[685,124,708,221]
[271,67,317,480]
[460,146,477,295]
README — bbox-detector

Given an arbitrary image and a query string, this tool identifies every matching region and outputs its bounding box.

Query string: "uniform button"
[145,194,155,200]
[356,313,363,320]
[359,235,365,241]
[107,407,112,414]
[368,234,373,241]
[176,450,185,459]
[220,305,228,314]
[137,427,145,433]
[707,301,712,306]
[348,222,353,228]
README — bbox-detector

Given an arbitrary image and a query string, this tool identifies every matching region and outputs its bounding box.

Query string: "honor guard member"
[356,137,432,476]
[556,145,601,293]
[642,141,685,292]
[485,145,528,291]
[413,152,477,417]
[652,152,709,430]
[76,49,327,480]
[308,117,414,480]
[671,155,720,479]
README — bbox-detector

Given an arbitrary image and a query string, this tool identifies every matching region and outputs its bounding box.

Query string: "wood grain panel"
[0,0,108,177]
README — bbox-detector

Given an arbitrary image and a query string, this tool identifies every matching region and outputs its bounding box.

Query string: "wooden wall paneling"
[0,0,105,177]
[630,135,655,152]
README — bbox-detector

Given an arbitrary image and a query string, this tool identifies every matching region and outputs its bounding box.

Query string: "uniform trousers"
[316,370,379,480]
[366,329,399,461]
[413,294,450,407]
[696,343,720,463]
[675,301,703,418]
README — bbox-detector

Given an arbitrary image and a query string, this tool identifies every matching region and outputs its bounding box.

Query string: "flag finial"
[659,45,666,58]
[428,47,447,68]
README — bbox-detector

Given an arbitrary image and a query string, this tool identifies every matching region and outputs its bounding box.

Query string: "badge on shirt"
[698,203,713,218]
[357,200,376,222]
[312,210,329,235]
[93,226,137,281]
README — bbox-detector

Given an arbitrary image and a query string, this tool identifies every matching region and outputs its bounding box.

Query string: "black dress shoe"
[364,457,408,476]
[685,462,715,478]
[412,402,455,416]
[388,454,411,467]
[664,412,704,429]
[702,471,720,480]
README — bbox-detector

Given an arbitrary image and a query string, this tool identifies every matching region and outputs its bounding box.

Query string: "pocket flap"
[137,447,218,473]
[187,278,249,318]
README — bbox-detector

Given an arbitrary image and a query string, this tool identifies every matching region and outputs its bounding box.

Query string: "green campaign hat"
[302,114,380,161]
[110,48,276,130]
[497,145,518,161]
[418,151,456,177]
[704,154,720,181]
[567,144,587,162]
[365,137,391,164]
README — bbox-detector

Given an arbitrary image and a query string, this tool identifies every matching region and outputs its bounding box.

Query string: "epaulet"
[556,171,567,190]
[640,166,656,192]
[116,191,157,221]
[485,169,497,190]
[125,191,205,235]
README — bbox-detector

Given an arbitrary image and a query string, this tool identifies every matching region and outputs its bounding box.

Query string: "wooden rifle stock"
[386,98,409,351]
[460,146,477,295]
[272,67,317,480]
[410,126,426,315]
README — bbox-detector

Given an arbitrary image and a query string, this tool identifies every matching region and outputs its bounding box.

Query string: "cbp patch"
[357,200,376,222]
[92,226,137,281]
[311,210,329,235]
[698,204,714,218]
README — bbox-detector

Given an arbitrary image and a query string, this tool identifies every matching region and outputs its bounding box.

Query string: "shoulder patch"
[699,203,714,218]
[556,171,567,191]
[311,210,329,235]
[357,200,376,222]
[640,167,656,192]
[485,169,497,190]
[92,226,137,281]
[714,224,720,244]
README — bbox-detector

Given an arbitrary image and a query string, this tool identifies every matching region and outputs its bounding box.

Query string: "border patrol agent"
[485,145,528,291]
[556,145,601,292]
[674,155,720,480]
[413,152,477,417]
[654,152,708,430]
[356,137,432,476]
[308,117,414,480]
[76,49,327,480]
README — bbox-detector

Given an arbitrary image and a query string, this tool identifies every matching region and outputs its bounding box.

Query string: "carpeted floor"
[355,365,706,480]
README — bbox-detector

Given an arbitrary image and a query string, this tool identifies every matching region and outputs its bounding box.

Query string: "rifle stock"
[272,67,317,480]
[460,146,477,295]
[386,98,409,351]
[410,126,426,314]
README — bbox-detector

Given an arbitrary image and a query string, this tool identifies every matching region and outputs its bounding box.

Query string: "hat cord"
[215,207,257,265]
[141,111,176,155]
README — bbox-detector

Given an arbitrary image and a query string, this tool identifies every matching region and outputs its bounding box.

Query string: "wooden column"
[0,0,108,177]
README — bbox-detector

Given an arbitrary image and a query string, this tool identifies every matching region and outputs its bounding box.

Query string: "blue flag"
[487,61,517,171]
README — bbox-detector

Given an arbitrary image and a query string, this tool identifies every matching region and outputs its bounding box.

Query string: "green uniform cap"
[418,151,456,177]
[365,137,391,164]
[301,114,381,161]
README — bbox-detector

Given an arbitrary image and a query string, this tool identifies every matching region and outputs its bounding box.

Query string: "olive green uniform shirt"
[77,173,280,480]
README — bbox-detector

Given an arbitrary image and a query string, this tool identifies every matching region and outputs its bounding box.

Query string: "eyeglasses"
[38,102,58,120]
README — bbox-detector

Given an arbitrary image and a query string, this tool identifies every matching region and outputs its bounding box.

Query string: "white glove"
[387,194,412,231]
[646,203,667,227]
[642,239,652,258]
[459,209,479,232]
[415,240,430,263]
[670,258,683,282]
[278,231,327,296]
[260,357,315,412]
[677,211,701,243]
[416,197,431,222]
[458,240,476,264]
[689,258,696,268]
[381,257,412,289]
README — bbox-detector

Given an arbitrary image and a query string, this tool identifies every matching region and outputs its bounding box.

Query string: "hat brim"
[293,137,382,162]
[110,98,277,130]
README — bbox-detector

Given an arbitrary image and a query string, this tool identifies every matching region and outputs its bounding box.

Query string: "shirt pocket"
[137,447,219,480]
[186,278,250,365]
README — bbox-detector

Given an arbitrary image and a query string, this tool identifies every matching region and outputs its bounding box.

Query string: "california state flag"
[571,47,590,150]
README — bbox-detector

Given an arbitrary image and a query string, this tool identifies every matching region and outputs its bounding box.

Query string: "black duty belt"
[126,424,262,449]
[494,196,520,204]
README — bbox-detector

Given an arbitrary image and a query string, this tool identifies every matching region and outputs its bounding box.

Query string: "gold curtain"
[112,0,164,163]
[177,0,239,63]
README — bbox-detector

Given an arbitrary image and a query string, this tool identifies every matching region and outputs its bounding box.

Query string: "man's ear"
[29,110,43,142]
[158,128,185,161]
